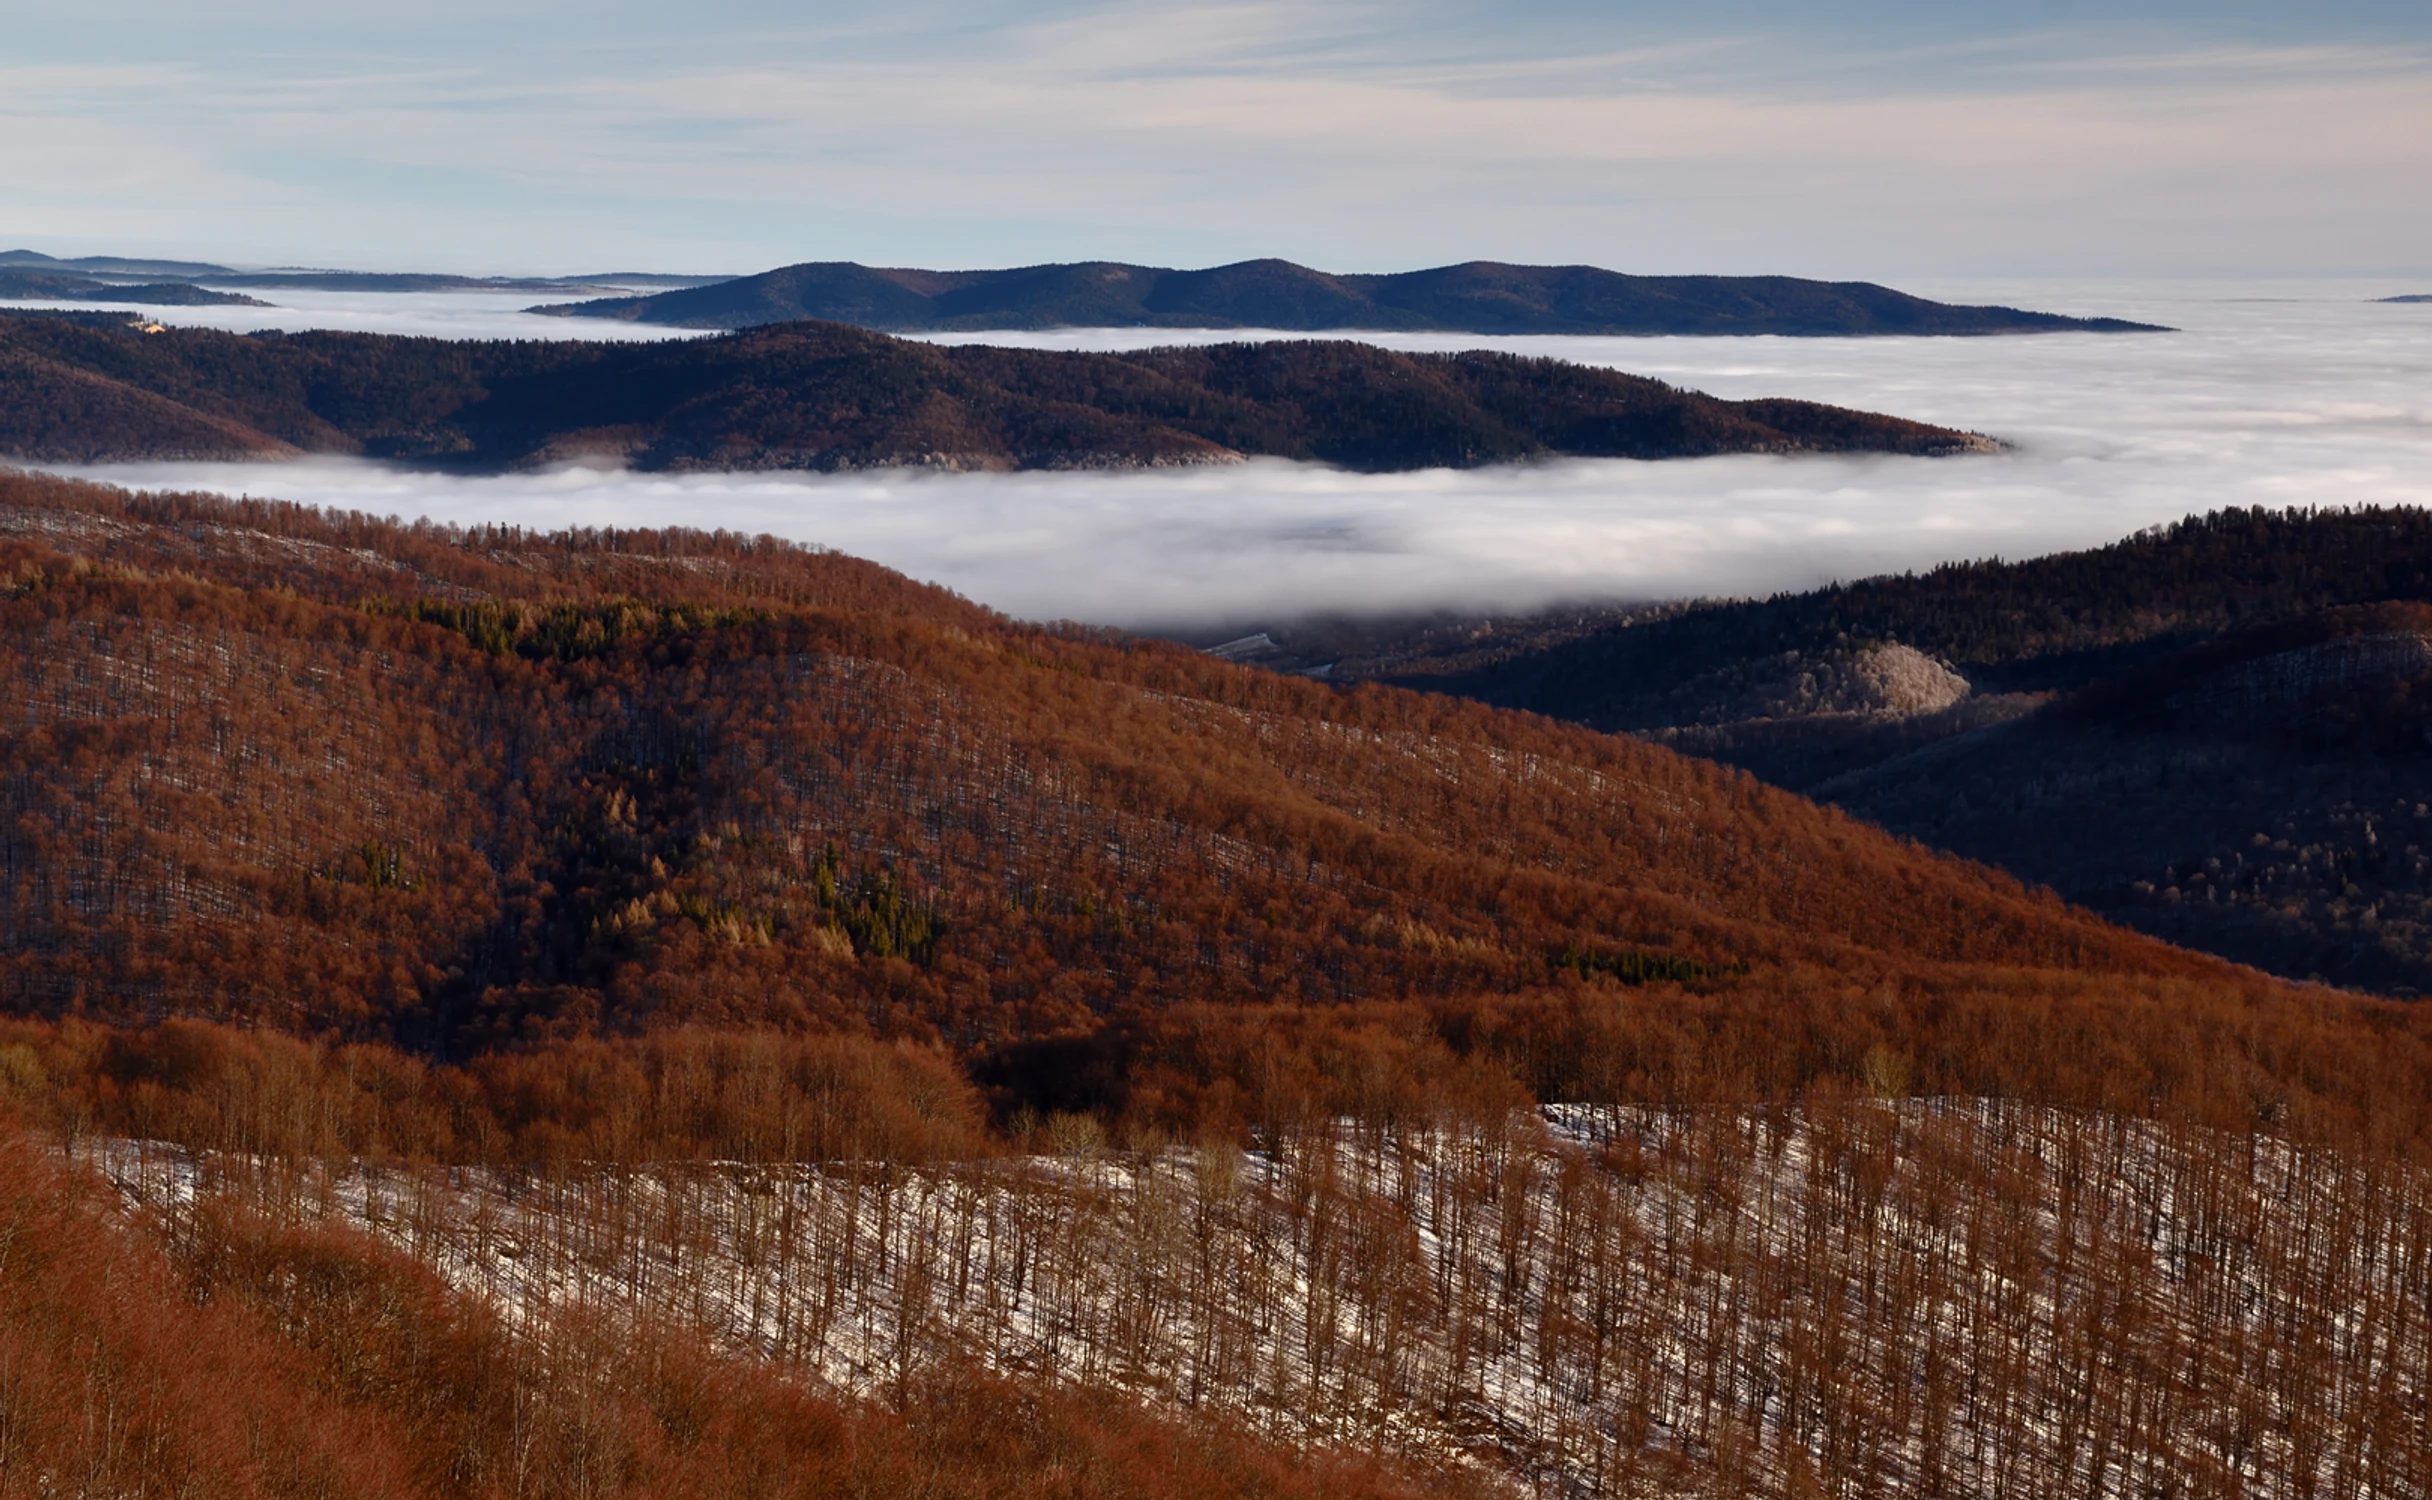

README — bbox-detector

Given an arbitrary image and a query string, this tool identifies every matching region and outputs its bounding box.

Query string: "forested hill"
[534,256,2169,335]
[1364,506,2432,996]
[1,462,2243,1061]
[0,310,1991,471]
[1391,507,2432,718]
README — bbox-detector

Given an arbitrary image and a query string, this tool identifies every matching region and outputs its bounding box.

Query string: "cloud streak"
[3,3,2427,275]
[29,279,2432,632]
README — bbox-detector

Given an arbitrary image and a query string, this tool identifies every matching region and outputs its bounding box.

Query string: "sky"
[6,1,2429,279]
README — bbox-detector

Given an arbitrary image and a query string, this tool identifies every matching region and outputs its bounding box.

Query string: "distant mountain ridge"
[532,258,2169,336]
[0,248,236,279]
[0,269,268,308]
[0,310,1993,472]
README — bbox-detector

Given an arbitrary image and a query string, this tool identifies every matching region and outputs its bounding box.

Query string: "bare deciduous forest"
[2,467,2428,1497]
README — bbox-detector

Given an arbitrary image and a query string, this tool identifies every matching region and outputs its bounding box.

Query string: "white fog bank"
[26,280,2432,631]
[0,287,700,343]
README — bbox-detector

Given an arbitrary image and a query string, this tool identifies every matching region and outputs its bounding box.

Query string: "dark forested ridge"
[0,247,238,279]
[0,310,1991,470]
[0,268,269,307]
[1355,507,2432,995]
[1391,506,2432,710]
[534,256,2169,335]
[5,469,2432,1497]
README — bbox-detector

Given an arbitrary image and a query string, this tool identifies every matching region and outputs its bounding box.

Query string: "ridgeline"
[0,311,1993,471]
[533,256,2169,336]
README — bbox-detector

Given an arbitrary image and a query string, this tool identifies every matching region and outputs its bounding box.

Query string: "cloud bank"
[0,287,701,342]
[33,280,2432,632]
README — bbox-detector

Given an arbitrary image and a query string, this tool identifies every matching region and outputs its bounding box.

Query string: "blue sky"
[7,1,2428,276]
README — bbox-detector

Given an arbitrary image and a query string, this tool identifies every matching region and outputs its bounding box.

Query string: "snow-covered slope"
[89,1099,2431,1497]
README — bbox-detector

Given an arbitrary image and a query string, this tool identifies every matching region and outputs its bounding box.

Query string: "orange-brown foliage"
[0,1018,987,1166]
[0,468,2204,1035]
[0,1128,421,1497]
[10,470,2432,1496]
[6,466,2430,1161]
[1,1119,1471,1500]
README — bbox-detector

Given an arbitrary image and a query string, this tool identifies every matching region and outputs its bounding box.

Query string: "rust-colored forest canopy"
[3,465,2427,1153]
[0,465,2188,1024]
[0,1127,1465,1500]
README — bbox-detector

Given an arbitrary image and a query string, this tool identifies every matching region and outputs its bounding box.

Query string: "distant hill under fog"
[533,257,2171,336]
[0,310,1996,471]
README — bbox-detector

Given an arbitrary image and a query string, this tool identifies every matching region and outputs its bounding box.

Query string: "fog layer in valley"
[0,287,698,343]
[27,280,2432,630]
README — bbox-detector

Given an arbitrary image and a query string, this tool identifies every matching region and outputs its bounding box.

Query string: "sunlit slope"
[0,468,2228,1049]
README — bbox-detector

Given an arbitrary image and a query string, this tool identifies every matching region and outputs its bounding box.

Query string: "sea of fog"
[15,278,2431,630]
[0,287,695,343]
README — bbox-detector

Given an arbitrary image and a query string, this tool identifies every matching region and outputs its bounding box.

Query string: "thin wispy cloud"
[3,3,2425,275]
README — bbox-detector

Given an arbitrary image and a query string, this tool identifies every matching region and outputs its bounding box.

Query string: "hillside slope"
[0,1122,1456,1500]
[0,312,1991,471]
[1364,507,2432,993]
[535,257,2167,335]
[0,466,2190,1056]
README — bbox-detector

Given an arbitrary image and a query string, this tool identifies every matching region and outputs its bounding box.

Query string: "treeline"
[0,309,1987,471]
[0,1020,986,1166]
[0,467,988,618]
[0,267,264,305]
[11,951,2432,1172]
